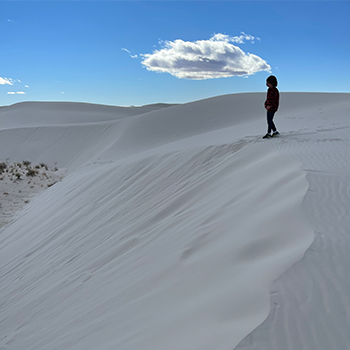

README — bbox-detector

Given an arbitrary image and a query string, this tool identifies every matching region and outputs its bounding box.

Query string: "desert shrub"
[26,168,39,177]
[23,160,31,167]
[0,162,7,172]
[15,173,22,179]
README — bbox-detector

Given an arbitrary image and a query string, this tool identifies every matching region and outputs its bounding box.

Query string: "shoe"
[262,133,272,139]
[272,131,280,137]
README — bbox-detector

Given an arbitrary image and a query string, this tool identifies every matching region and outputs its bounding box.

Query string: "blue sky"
[1,1,349,106]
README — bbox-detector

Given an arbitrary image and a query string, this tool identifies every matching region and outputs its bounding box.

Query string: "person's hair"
[266,75,278,87]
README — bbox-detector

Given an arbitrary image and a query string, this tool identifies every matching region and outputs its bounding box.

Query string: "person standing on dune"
[263,75,280,139]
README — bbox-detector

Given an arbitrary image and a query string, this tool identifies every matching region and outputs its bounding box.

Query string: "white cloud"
[0,77,13,85]
[7,91,26,95]
[122,48,138,59]
[211,32,260,44]
[141,33,270,80]
[7,92,16,95]
[25,85,29,88]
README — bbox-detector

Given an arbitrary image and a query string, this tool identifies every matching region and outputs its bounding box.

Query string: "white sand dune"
[0,92,349,350]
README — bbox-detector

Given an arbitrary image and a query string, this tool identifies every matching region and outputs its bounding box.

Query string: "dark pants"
[267,111,277,133]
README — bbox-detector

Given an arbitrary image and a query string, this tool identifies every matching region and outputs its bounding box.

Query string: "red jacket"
[265,87,279,112]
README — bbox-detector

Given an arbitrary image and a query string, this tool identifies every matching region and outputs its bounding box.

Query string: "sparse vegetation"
[26,168,39,177]
[0,159,64,184]
[0,162,7,174]
[1,159,66,228]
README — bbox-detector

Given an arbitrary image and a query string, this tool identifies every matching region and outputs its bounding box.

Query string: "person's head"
[266,75,278,88]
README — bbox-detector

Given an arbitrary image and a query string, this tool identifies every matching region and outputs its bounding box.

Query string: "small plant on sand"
[26,168,39,177]
[23,160,31,167]
[15,173,22,180]
[0,162,7,173]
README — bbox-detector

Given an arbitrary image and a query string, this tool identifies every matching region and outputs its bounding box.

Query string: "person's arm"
[265,89,272,110]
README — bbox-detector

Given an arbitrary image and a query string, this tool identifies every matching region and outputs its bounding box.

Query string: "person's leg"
[267,111,276,133]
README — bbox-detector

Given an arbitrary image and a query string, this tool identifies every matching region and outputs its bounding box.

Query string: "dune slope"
[0,93,349,350]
